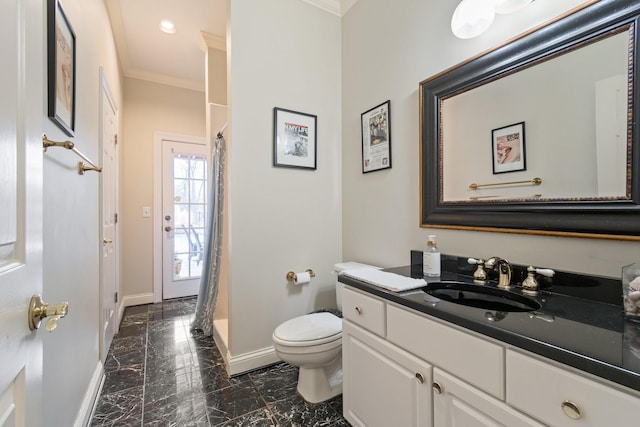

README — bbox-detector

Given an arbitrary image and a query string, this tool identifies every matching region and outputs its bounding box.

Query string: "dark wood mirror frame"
[420,0,640,240]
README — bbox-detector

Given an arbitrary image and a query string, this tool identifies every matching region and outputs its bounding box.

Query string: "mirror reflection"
[440,27,631,203]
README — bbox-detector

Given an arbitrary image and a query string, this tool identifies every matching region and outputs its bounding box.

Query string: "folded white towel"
[341,268,427,292]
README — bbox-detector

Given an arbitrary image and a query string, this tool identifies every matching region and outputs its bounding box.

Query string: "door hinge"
[114,134,118,145]
[114,213,118,224]
[115,292,118,303]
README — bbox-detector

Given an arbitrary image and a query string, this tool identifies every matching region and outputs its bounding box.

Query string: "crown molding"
[302,0,360,16]
[199,31,226,53]
[105,0,132,74]
[341,0,358,15]
[126,68,205,93]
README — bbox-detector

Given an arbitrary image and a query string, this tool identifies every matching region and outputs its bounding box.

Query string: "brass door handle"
[103,238,113,244]
[28,294,69,332]
[355,306,363,315]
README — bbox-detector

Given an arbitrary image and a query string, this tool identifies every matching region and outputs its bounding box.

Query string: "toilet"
[272,262,379,403]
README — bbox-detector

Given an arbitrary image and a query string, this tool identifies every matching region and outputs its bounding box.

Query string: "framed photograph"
[361,100,392,173]
[492,122,525,174]
[47,0,76,136]
[273,107,317,170]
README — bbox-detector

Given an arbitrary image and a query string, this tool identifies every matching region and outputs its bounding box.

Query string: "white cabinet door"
[433,368,544,427]
[343,321,433,427]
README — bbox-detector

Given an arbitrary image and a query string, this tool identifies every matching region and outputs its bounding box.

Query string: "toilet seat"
[273,312,342,347]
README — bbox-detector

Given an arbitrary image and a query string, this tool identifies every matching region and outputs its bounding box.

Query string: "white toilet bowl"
[272,312,343,403]
[272,262,380,403]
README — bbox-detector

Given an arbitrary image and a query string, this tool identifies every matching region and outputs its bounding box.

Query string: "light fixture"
[451,0,536,39]
[451,0,496,40]
[159,19,176,34]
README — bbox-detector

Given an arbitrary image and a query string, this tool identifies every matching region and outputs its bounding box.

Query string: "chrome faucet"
[485,257,512,289]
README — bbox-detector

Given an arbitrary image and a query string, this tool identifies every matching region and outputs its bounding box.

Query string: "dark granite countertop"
[338,257,640,393]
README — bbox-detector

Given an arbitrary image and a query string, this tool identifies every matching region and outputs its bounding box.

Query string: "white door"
[0,0,44,426]
[162,139,209,300]
[100,74,118,362]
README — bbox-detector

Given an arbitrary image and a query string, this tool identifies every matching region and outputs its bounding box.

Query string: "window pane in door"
[172,153,207,280]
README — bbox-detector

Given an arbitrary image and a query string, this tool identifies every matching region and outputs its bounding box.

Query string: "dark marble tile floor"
[90,297,349,426]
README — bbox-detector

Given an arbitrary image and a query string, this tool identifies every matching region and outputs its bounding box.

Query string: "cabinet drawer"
[387,304,504,399]
[342,287,385,336]
[507,350,640,427]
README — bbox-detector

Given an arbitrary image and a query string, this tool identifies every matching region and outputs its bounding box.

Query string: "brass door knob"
[28,294,69,332]
[165,226,172,232]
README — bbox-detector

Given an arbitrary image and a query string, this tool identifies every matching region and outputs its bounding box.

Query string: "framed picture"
[492,122,526,174]
[273,107,317,170]
[361,100,392,173]
[47,0,76,136]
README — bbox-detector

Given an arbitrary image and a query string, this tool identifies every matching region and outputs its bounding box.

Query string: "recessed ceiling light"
[159,19,176,34]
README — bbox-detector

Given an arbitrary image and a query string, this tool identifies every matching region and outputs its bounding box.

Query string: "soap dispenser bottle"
[423,235,441,277]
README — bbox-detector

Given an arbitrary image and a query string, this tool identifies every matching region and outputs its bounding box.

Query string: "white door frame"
[153,132,207,303]
[99,68,119,361]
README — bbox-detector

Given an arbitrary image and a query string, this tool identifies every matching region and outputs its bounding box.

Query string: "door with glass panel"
[162,140,209,299]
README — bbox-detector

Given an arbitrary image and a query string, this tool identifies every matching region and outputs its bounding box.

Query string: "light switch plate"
[142,207,151,218]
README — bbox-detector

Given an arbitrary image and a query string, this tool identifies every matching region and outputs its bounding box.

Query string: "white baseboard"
[119,293,154,321]
[228,346,281,376]
[212,319,229,368]
[74,362,105,427]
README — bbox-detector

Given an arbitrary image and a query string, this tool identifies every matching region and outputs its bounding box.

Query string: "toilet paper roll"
[294,271,311,286]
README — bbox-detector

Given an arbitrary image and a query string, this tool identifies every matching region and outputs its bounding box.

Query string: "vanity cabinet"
[343,321,432,427]
[506,350,640,427]
[432,368,544,427]
[342,285,640,427]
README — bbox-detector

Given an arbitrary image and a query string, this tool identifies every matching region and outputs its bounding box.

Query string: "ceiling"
[105,0,227,92]
[105,0,358,92]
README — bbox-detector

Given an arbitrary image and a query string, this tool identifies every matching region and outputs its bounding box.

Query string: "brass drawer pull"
[415,372,425,384]
[355,306,363,315]
[432,381,443,394]
[561,400,582,419]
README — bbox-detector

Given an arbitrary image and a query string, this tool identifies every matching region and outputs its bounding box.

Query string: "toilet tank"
[334,262,381,311]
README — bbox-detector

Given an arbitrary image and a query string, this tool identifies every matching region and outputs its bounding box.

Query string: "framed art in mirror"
[492,122,526,174]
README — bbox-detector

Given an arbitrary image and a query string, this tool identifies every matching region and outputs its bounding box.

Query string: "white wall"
[42,0,123,425]
[227,0,342,357]
[342,0,638,278]
[121,78,206,299]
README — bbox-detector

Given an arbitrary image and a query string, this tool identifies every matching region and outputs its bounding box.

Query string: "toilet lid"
[273,312,341,343]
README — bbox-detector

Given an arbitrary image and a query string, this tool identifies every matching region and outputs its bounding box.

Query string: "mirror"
[420,1,640,239]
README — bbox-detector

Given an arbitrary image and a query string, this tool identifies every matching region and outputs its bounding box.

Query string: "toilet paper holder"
[286,269,316,282]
